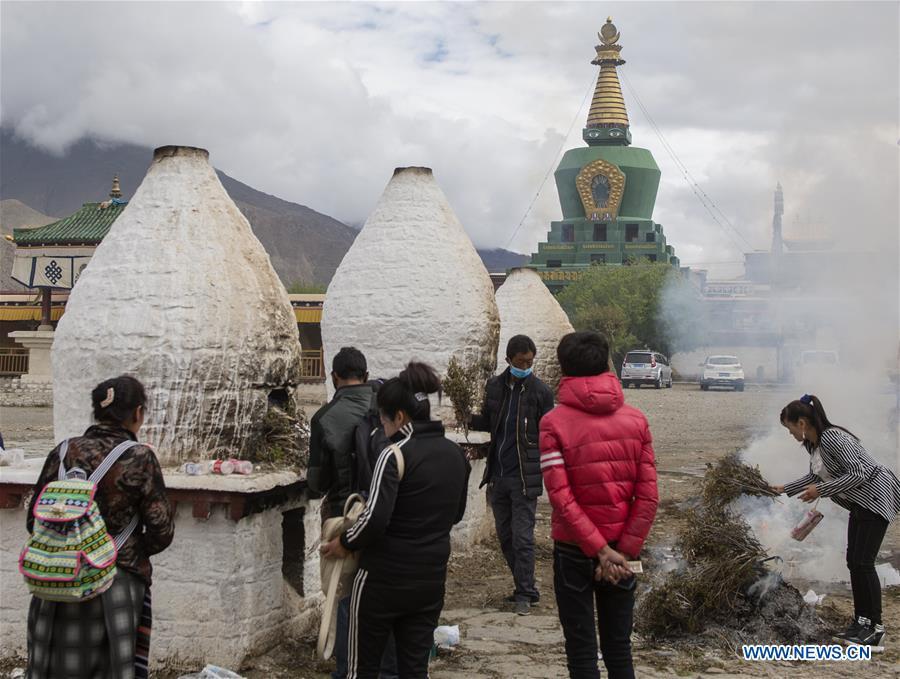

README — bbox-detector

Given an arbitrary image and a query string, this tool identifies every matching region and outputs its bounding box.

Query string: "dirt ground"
[4,386,899,677]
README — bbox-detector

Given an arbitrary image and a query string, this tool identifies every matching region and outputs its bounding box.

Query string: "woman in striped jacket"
[773,394,900,649]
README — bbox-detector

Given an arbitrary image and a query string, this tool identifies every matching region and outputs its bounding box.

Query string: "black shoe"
[505,593,540,605]
[514,600,531,616]
[846,622,886,649]
[834,617,866,643]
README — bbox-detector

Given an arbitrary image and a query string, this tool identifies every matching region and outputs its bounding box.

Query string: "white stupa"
[495,267,574,391]
[52,146,302,464]
[321,166,499,395]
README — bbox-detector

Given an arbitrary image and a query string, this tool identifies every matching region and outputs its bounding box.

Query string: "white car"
[700,356,745,391]
[621,350,673,389]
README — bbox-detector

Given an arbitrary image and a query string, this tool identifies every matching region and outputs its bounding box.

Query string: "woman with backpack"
[320,362,471,679]
[773,394,900,649]
[24,375,175,679]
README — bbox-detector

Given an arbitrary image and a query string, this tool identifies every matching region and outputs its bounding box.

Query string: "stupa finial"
[584,17,630,145]
[109,175,122,199]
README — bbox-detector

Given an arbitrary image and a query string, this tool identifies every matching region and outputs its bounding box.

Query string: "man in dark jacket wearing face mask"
[470,334,555,615]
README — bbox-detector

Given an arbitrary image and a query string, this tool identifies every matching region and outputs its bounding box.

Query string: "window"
[626,224,639,242]
[591,254,606,264]
[645,232,656,243]
[561,224,575,242]
[547,259,562,268]
[593,223,607,241]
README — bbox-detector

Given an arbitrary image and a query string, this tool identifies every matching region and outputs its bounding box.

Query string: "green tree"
[556,262,704,366]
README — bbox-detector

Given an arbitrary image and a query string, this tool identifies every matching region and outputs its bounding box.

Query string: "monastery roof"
[12,200,128,246]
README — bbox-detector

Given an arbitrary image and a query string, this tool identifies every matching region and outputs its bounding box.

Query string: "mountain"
[477,248,529,272]
[0,199,57,233]
[0,130,530,285]
[0,130,356,286]
[1,199,57,291]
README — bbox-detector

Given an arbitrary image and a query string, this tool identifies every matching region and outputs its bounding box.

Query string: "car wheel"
[700,384,709,391]
[655,377,662,389]
[736,383,745,392]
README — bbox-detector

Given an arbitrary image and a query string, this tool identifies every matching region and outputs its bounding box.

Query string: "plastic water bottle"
[181,462,206,475]
[209,459,235,475]
[229,459,253,475]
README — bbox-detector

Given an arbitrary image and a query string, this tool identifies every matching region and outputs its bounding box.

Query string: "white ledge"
[0,464,303,494]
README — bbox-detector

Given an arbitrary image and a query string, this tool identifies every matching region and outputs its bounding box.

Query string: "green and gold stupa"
[528,18,680,290]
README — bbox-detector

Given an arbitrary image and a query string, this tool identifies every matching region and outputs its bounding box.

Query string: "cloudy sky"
[2,1,897,278]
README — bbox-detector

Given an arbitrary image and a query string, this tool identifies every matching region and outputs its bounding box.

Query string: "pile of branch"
[636,455,828,645]
[701,453,777,509]
[251,404,311,468]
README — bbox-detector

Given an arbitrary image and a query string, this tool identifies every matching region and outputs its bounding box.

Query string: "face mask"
[509,365,533,379]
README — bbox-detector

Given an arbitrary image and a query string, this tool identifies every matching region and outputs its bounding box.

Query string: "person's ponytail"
[378,362,442,422]
[780,393,857,451]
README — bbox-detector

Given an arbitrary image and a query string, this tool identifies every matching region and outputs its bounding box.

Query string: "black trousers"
[489,476,539,602]
[348,568,443,679]
[553,542,636,679]
[846,503,889,625]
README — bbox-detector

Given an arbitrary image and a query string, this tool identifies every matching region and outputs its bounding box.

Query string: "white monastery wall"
[321,167,499,398]
[51,146,301,465]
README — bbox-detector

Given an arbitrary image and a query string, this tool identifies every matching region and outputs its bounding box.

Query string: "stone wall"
[0,378,53,407]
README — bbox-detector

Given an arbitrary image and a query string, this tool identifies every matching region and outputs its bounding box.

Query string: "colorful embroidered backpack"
[20,439,140,602]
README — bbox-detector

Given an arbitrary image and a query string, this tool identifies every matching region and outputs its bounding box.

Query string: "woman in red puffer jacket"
[540,331,658,679]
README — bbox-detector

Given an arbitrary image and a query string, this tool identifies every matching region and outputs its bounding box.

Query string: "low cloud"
[1,2,896,276]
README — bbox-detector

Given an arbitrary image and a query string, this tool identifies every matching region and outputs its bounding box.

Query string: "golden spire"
[586,17,629,131]
[109,175,122,199]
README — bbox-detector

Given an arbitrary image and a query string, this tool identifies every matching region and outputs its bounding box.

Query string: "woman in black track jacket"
[321,362,471,679]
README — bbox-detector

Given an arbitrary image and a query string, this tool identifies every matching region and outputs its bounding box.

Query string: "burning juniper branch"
[636,454,830,645]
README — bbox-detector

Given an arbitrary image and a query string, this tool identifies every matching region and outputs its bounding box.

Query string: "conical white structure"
[322,166,499,395]
[495,268,574,391]
[52,146,302,464]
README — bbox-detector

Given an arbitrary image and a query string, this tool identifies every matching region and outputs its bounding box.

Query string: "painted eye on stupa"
[609,129,623,137]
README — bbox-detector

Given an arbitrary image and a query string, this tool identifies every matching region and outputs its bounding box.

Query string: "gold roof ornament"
[586,17,630,130]
[599,17,620,45]
[109,175,122,199]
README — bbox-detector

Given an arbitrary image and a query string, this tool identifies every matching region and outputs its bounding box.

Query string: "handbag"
[791,500,823,541]
[317,443,405,660]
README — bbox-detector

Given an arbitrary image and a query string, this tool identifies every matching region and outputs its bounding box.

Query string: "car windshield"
[708,356,739,366]
[625,352,653,364]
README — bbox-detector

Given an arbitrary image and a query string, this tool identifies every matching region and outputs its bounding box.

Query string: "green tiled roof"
[13,201,128,246]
